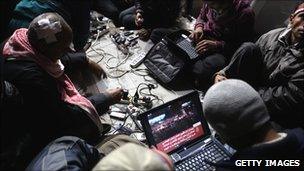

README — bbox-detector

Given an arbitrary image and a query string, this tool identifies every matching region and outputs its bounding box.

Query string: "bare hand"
[135,12,144,28]
[87,58,107,79]
[214,74,227,83]
[196,39,219,55]
[106,88,123,104]
[189,27,203,44]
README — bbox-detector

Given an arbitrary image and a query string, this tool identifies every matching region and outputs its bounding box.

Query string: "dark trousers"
[119,6,176,30]
[193,53,227,89]
[119,6,136,29]
[222,42,263,87]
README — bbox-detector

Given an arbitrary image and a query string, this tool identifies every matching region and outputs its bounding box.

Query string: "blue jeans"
[119,6,137,29]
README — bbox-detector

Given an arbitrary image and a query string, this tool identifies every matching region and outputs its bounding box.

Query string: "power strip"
[130,52,147,68]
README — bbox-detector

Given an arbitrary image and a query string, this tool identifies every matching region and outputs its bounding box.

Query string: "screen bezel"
[138,91,211,154]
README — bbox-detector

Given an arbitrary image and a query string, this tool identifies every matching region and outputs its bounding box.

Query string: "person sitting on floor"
[119,0,181,30]
[92,0,134,26]
[203,79,304,170]
[9,0,91,52]
[2,12,123,168]
[214,2,304,128]
[190,0,255,89]
[8,0,106,78]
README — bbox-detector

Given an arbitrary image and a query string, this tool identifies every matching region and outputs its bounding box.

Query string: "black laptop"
[138,91,232,171]
[176,34,199,60]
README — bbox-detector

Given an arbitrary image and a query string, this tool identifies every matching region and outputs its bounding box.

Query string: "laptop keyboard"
[175,143,230,171]
[176,39,199,59]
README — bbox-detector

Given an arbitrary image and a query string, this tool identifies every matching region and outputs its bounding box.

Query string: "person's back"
[203,79,304,170]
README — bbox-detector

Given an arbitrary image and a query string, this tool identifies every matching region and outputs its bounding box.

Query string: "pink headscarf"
[2,28,102,131]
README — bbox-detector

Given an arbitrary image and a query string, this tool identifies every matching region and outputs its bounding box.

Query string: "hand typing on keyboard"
[195,40,221,55]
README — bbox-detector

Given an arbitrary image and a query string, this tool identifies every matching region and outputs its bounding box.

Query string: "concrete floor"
[83,18,200,138]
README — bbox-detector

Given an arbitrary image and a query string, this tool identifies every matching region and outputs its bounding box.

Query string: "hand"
[87,58,107,79]
[189,27,203,43]
[106,88,124,104]
[214,74,227,83]
[195,39,219,55]
[135,12,144,28]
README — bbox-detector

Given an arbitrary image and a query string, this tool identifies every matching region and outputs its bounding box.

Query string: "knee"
[193,54,226,74]
[118,11,125,21]
[239,42,260,54]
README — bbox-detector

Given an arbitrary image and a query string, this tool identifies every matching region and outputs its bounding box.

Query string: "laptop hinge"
[172,138,212,162]
[171,153,182,163]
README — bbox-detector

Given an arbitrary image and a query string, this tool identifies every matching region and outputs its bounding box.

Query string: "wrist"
[194,25,203,31]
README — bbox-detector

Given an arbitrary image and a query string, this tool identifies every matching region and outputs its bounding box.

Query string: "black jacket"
[255,28,304,128]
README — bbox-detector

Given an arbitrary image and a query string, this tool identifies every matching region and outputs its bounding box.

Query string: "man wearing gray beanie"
[203,79,304,170]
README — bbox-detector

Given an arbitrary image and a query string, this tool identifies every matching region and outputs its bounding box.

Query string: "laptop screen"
[139,91,211,154]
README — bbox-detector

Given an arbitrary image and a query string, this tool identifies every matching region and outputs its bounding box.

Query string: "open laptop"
[176,34,199,60]
[138,91,232,171]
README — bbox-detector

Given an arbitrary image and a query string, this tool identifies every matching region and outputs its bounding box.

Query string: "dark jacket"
[216,128,304,171]
[3,55,110,141]
[195,0,255,57]
[26,136,100,171]
[255,28,304,128]
[8,0,91,51]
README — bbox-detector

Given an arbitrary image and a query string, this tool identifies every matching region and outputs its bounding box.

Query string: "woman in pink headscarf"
[2,13,123,148]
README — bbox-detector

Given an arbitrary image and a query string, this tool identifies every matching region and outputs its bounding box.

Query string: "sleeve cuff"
[135,9,144,14]
[194,24,203,30]
[88,93,112,114]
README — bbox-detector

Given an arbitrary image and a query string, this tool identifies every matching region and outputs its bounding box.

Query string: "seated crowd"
[1,0,303,170]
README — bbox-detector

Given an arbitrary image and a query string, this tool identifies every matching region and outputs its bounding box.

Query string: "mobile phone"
[127,35,139,42]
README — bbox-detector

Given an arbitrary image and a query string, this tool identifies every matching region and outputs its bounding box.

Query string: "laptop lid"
[138,91,211,155]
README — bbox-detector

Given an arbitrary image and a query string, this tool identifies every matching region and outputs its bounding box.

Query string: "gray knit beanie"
[203,79,270,142]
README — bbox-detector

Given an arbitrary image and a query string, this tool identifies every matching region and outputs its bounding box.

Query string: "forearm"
[87,93,112,115]
[194,9,205,30]
[134,0,143,13]
[61,52,88,72]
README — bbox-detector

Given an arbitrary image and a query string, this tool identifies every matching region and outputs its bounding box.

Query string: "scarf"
[2,28,102,131]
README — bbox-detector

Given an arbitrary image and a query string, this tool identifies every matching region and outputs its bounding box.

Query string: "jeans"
[95,0,120,26]
[119,6,137,29]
